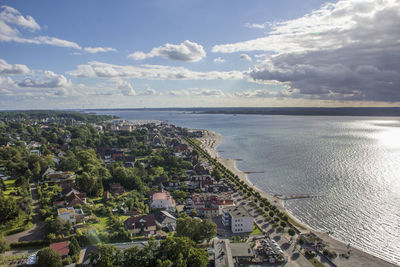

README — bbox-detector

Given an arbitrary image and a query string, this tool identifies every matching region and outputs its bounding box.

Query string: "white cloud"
[116,79,137,96]
[168,90,190,96]
[84,47,117,54]
[0,6,115,52]
[244,22,267,29]
[127,51,147,61]
[240,54,252,62]
[128,40,206,62]
[139,87,161,96]
[0,58,30,75]
[68,61,245,80]
[234,88,300,98]
[0,6,40,31]
[192,88,225,97]
[213,0,399,55]
[35,36,81,50]
[213,57,225,64]
[214,0,400,102]
[18,71,71,88]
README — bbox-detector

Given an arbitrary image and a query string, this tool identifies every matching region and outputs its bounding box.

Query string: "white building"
[149,191,176,213]
[57,207,85,224]
[222,206,253,233]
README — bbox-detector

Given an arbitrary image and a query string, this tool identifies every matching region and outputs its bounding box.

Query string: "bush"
[304,250,315,259]
[323,249,338,259]
[10,240,49,249]
[6,227,25,236]
[288,228,296,236]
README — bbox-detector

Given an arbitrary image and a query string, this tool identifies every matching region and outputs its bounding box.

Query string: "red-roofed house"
[50,241,69,257]
[192,193,234,217]
[149,190,176,213]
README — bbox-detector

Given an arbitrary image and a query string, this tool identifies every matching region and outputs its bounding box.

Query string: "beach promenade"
[196,129,396,267]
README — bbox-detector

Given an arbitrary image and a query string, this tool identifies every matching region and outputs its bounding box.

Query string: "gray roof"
[229,242,254,258]
[223,206,251,218]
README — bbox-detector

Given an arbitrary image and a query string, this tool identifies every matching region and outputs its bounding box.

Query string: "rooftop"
[152,191,171,201]
[230,242,254,258]
[223,206,251,218]
[50,241,69,256]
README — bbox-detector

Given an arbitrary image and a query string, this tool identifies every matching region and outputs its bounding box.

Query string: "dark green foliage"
[0,195,19,223]
[122,237,208,267]
[37,247,62,267]
[69,236,81,257]
[89,243,123,267]
[176,217,217,243]
[288,228,296,236]
[0,237,9,253]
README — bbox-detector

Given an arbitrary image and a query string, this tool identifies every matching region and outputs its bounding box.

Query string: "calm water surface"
[93,110,400,265]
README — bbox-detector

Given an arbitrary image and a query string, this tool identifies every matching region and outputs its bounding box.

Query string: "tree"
[37,247,62,267]
[0,237,9,253]
[176,217,217,243]
[288,228,296,236]
[69,236,81,257]
[211,169,222,182]
[44,217,64,238]
[89,243,123,267]
[190,208,198,217]
[0,195,19,223]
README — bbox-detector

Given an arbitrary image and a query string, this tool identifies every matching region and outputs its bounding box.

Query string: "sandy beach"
[197,129,397,267]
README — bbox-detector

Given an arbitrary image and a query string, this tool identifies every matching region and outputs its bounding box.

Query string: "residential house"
[124,214,157,235]
[194,163,210,175]
[50,241,69,258]
[57,207,85,224]
[192,193,234,217]
[149,190,176,213]
[65,191,87,207]
[30,149,41,156]
[173,143,190,157]
[42,167,56,179]
[153,210,177,231]
[109,183,124,195]
[222,206,253,233]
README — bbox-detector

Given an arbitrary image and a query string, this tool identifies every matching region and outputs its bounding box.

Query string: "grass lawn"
[91,216,109,231]
[250,223,263,235]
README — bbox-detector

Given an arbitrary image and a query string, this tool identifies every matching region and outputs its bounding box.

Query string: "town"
[0,111,341,267]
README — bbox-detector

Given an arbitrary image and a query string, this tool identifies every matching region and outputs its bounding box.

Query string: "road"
[5,178,44,244]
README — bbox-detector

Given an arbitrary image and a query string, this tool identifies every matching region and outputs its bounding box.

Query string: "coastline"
[197,129,397,267]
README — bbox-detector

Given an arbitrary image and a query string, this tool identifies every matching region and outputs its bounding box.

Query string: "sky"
[0,0,399,109]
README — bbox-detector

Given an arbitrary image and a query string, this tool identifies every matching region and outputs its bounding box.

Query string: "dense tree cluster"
[89,237,209,267]
[176,216,217,244]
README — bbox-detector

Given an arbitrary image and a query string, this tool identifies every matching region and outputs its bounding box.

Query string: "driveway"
[5,179,45,244]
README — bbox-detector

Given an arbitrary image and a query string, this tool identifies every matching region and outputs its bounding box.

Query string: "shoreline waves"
[197,129,397,267]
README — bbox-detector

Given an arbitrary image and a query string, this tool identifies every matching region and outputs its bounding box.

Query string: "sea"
[92,109,400,265]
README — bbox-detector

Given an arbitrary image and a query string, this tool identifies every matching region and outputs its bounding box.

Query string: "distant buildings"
[222,206,253,233]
